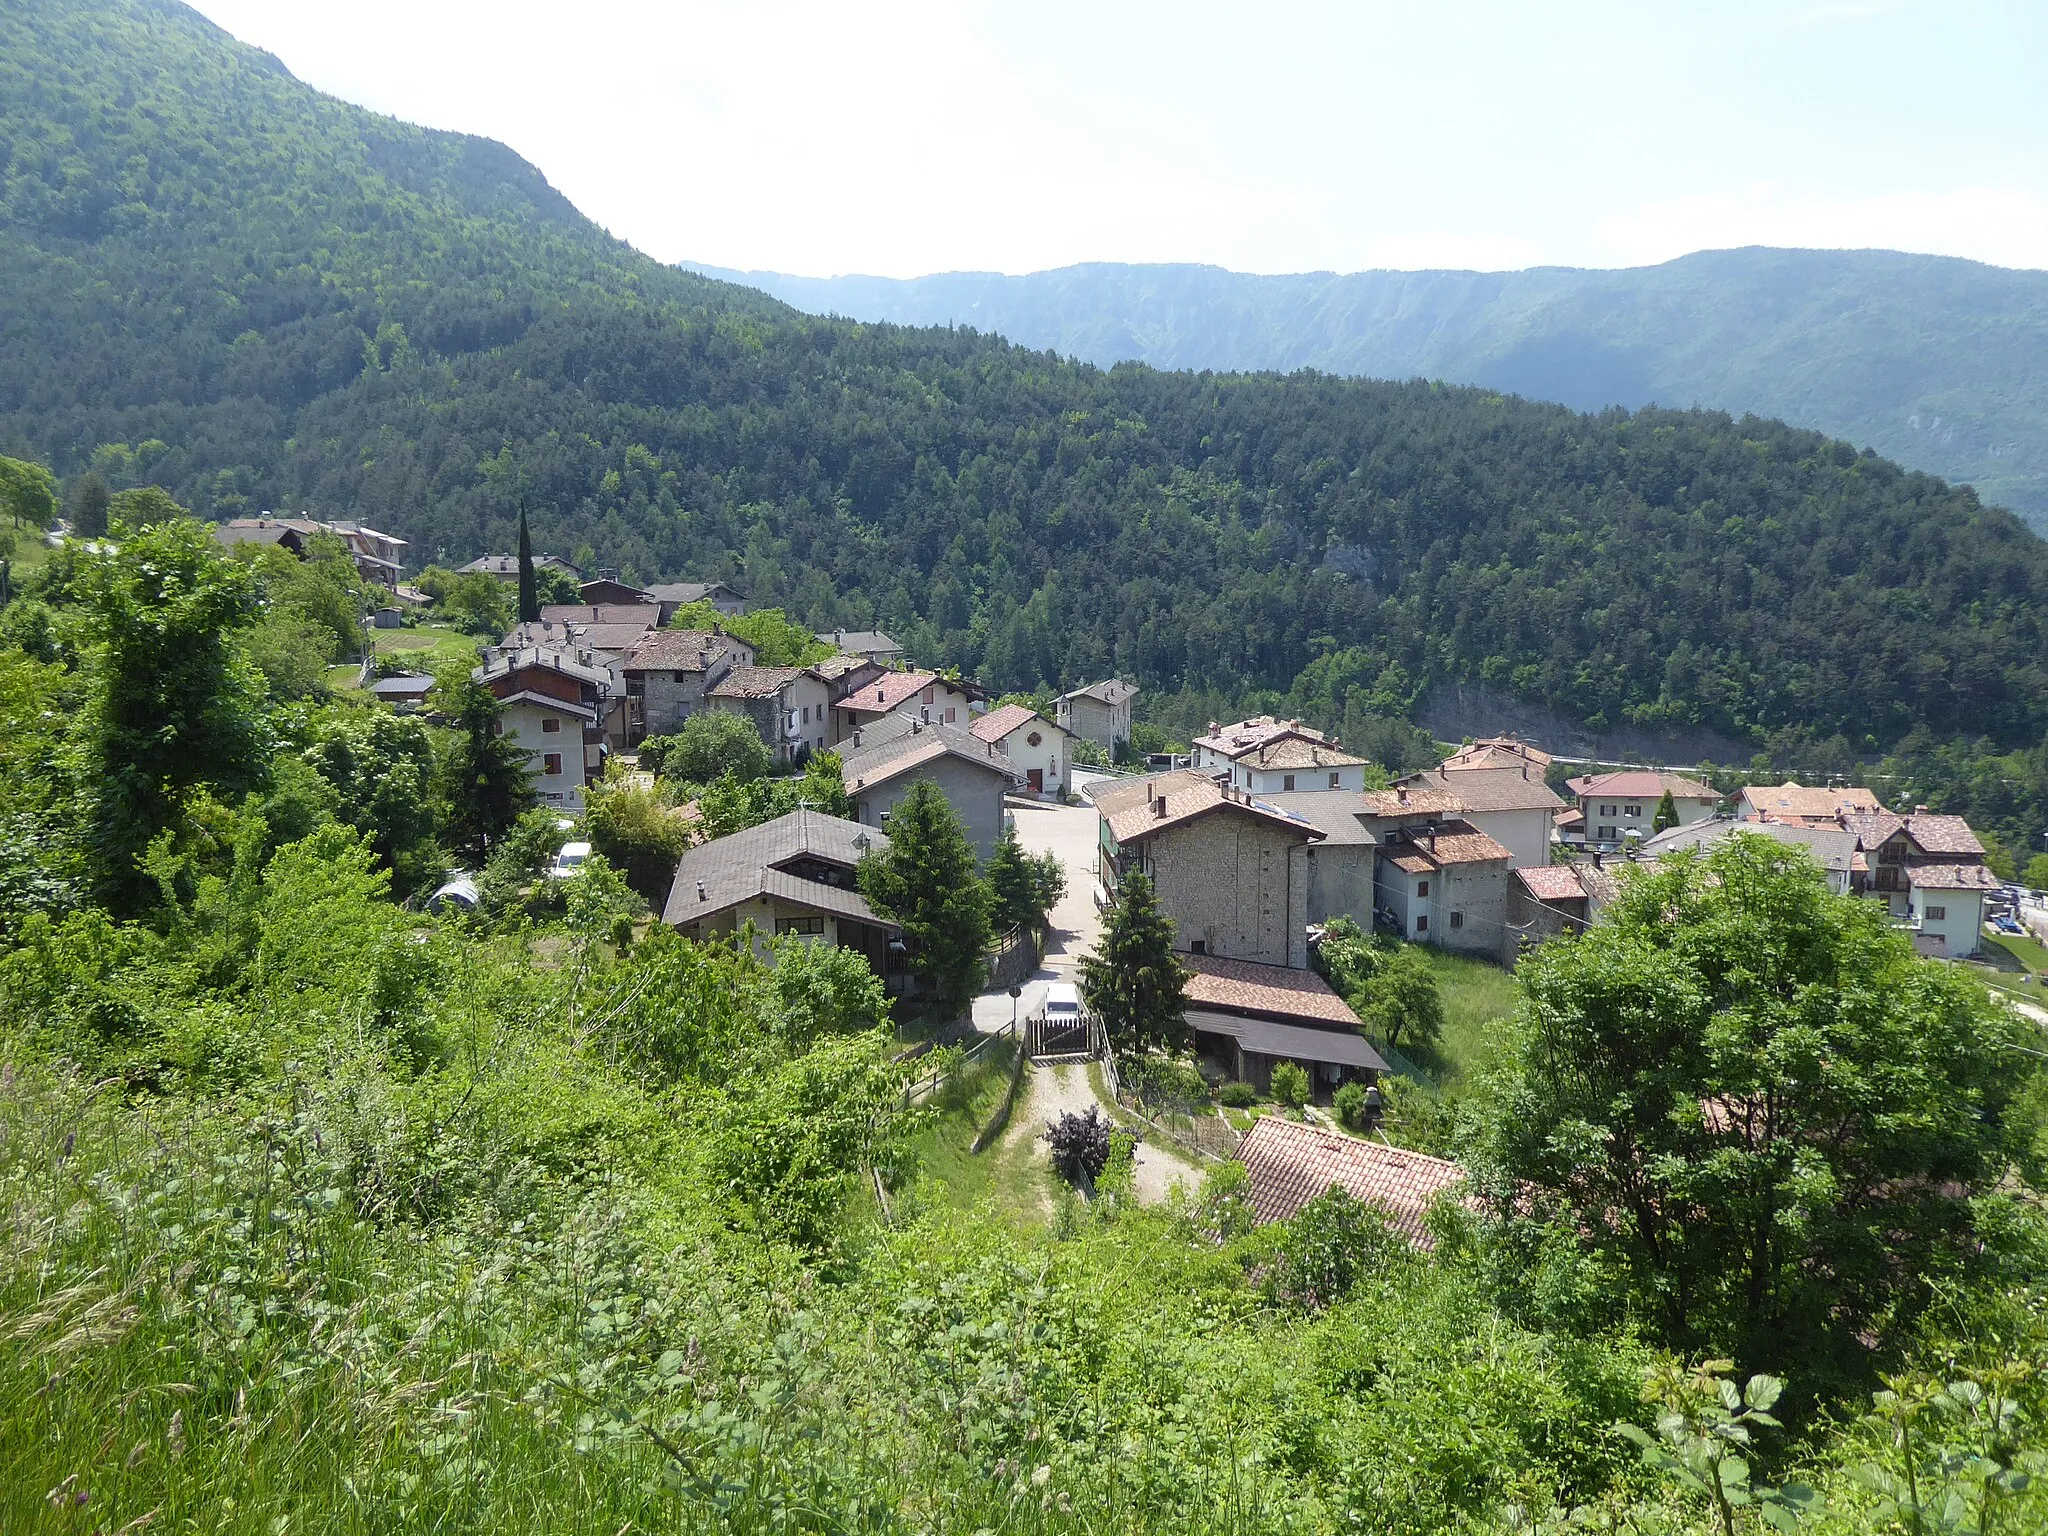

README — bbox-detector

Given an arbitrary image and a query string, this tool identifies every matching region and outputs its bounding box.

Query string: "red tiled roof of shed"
[1238,1116,1468,1247]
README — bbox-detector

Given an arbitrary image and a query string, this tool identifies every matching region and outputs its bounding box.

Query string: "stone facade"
[1111,813,1313,969]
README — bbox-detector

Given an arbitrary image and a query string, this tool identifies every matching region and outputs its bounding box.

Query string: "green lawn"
[1400,946,1520,1088]
[1983,929,2048,976]
[372,623,483,672]
[902,1041,1051,1224]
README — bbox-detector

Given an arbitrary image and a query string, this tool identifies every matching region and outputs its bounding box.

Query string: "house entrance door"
[1027,767,1044,793]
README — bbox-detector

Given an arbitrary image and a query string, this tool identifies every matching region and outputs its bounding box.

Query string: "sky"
[187,0,2048,279]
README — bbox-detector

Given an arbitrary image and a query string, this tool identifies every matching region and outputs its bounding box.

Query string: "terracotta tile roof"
[1439,736,1552,771]
[1566,770,1720,803]
[1402,765,1564,812]
[1180,953,1360,1028]
[1908,862,2000,892]
[1096,770,1325,846]
[1515,864,1588,903]
[1740,781,1883,825]
[1360,785,1465,818]
[1237,1116,1468,1247]
[840,670,940,714]
[1555,807,1585,829]
[1192,716,1341,763]
[711,665,809,699]
[970,703,1047,743]
[623,630,740,670]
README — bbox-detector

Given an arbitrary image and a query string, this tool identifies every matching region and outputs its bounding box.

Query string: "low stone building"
[708,665,835,765]
[840,714,1023,861]
[620,629,752,744]
[1373,820,1513,955]
[1056,679,1138,750]
[1181,953,1385,1103]
[1094,770,1323,969]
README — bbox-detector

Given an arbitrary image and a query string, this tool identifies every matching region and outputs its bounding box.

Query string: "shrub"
[1124,1053,1211,1117]
[1218,1079,1258,1108]
[639,710,773,786]
[1333,1079,1369,1129]
[1045,1105,1113,1188]
[1271,1060,1310,1110]
[1254,1186,1403,1311]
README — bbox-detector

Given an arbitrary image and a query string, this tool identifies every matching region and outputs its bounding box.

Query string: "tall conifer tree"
[515,505,539,623]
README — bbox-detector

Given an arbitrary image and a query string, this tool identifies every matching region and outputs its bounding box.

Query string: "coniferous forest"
[5,5,2048,1531]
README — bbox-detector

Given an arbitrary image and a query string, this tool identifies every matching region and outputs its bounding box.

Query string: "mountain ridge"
[682,251,2048,533]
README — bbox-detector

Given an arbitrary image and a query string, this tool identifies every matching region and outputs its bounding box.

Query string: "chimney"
[1914,804,1928,815]
[1593,849,1604,869]
[876,686,886,702]
[1427,830,1436,852]
[836,627,845,643]
[1154,795,1167,818]
[696,880,706,901]
[852,728,862,748]
[911,719,922,735]
[1395,785,1407,805]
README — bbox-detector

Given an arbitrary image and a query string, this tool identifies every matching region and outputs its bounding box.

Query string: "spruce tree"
[1079,870,1190,1056]
[855,779,992,1019]
[1652,788,1679,833]
[515,506,539,624]
[440,677,536,863]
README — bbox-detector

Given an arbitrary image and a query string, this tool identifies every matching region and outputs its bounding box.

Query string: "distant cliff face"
[686,251,2048,534]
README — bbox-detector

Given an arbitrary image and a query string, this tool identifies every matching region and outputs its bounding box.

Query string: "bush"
[1045,1105,1114,1188]
[1218,1079,1258,1108]
[1333,1079,1369,1129]
[584,766,692,907]
[640,710,773,786]
[1271,1060,1310,1110]
[1123,1053,1211,1117]
[1252,1186,1403,1311]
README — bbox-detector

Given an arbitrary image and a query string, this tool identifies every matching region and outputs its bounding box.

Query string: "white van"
[549,841,593,880]
[1044,981,1082,1021]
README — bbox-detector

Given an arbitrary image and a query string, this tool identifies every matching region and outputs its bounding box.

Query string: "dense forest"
[700,250,2048,533]
[5,0,2048,860]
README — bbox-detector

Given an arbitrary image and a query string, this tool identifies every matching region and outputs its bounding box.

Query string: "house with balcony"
[708,665,835,764]
[473,646,615,812]
[1840,808,1998,958]
[1564,770,1723,849]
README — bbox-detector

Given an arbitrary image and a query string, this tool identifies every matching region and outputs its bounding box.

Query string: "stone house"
[1181,954,1385,1103]
[970,703,1071,797]
[1093,770,1323,969]
[1056,679,1138,750]
[1397,763,1563,869]
[472,646,615,812]
[839,715,1023,861]
[708,665,835,764]
[619,629,754,745]
[815,628,903,665]
[647,580,748,619]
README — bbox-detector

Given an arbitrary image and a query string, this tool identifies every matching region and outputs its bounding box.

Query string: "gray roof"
[1638,819,1859,875]
[840,715,1024,792]
[459,554,579,576]
[1185,1009,1389,1072]
[368,673,436,698]
[648,581,742,604]
[473,646,615,690]
[661,809,891,927]
[816,629,899,652]
[1058,678,1138,706]
[1259,790,1375,844]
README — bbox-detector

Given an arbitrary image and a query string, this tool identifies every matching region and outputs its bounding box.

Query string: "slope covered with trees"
[5,0,2048,799]
[698,251,2048,534]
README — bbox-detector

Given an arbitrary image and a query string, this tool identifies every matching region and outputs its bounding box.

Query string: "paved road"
[969,798,1105,1032]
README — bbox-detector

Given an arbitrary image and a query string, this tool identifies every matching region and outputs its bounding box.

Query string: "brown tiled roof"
[841,670,940,714]
[711,665,808,699]
[1404,765,1564,812]
[1180,953,1359,1028]
[1566,770,1719,803]
[1097,771,1325,847]
[1238,1116,1468,1247]
[1909,862,2000,892]
[1902,813,1985,857]
[1246,736,1369,770]
[1740,781,1883,824]
[1515,865,1588,903]
[1439,736,1552,771]
[538,603,660,628]
[1382,820,1514,869]
[1193,716,1336,762]
[1360,785,1465,818]
[970,703,1046,743]
[624,629,739,670]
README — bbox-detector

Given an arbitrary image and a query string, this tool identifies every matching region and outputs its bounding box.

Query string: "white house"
[1841,808,1998,959]
[970,703,1070,797]
[1371,820,1513,956]
[1192,718,1373,794]
[828,669,983,744]
[1565,770,1723,847]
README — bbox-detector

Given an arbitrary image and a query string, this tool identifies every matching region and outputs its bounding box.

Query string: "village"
[219,516,2048,1237]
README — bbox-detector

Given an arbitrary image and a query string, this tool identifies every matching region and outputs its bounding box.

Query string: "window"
[1026,730,1042,747]
[801,706,809,723]
[1600,803,1616,817]
[1283,774,1296,791]
[1416,879,1430,898]
[1415,914,1428,933]
[1624,803,1642,817]
[541,717,561,734]
[1329,772,1341,789]
[1450,911,1464,929]
[492,721,504,736]
[542,753,563,776]
[1596,825,1617,841]
[922,686,935,704]
[1926,905,1947,921]
[776,915,826,936]
[1190,939,1208,955]
[944,707,956,723]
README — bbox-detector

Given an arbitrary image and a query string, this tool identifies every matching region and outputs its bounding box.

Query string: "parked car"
[549,841,593,880]
[1044,981,1082,1022]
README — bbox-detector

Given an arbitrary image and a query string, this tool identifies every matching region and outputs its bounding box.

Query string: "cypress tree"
[516,505,539,623]
[1080,870,1190,1056]
[1652,788,1679,833]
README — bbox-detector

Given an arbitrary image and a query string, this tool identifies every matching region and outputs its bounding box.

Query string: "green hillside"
[5,0,2048,778]
[697,252,2048,534]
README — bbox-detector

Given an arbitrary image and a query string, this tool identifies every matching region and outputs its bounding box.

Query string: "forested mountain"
[691,252,2048,534]
[6,0,2048,788]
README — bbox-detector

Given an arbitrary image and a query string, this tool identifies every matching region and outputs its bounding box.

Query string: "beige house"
[1372,820,1513,956]
[708,665,834,764]
[1056,679,1138,750]
[970,703,1071,797]
[1193,717,1373,794]
[1738,780,1884,827]
[473,647,614,812]
[1094,770,1323,969]
[662,809,903,985]
[829,669,983,744]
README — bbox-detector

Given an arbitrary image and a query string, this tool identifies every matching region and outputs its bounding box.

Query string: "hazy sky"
[189,0,2048,278]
